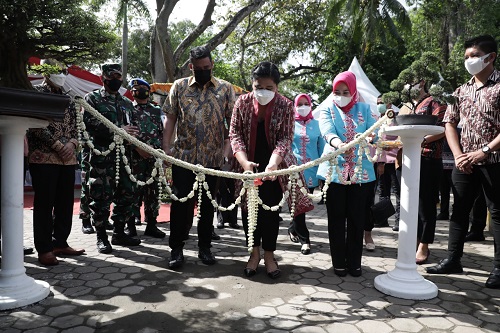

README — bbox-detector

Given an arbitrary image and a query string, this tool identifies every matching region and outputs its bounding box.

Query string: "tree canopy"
[0,0,116,89]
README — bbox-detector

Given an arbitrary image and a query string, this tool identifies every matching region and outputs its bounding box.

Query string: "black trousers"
[439,168,452,216]
[449,163,500,267]
[418,157,443,244]
[242,179,282,251]
[288,187,313,244]
[169,164,218,250]
[378,162,401,224]
[29,163,75,254]
[216,177,238,225]
[469,191,487,233]
[326,181,375,270]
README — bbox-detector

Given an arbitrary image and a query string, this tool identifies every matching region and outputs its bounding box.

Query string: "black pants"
[326,181,375,270]
[469,191,487,234]
[169,164,218,250]
[439,168,452,216]
[242,179,282,251]
[378,162,401,224]
[216,177,238,225]
[418,157,442,244]
[288,187,312,244]
[30,163,75,254]
[449,163,500,267]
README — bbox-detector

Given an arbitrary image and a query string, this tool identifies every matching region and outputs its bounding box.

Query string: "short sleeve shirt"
[443,69,500,164]
[162,76,235,168]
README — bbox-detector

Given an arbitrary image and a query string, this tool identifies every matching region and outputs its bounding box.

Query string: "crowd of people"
[5,35,499,289]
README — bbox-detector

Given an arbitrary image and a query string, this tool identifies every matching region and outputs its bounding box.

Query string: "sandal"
[288,229,299,243]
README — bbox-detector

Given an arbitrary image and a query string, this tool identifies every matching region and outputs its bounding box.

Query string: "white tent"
[312,57,397,119]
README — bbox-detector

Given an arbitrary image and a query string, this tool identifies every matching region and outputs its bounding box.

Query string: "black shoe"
[228,222,241,229]
[97,235,112,254]
[349,267,362,277]
[198,248,216,265]
[265,259,280,279]
[216,221,225,229]
[82,224,95,234]
[436,213,449,220]
[105,220,114,230]
[168,247,184,269]
[392,222,399,232]
[144,225,166,238]
[485,268,500,289]
[23,246,34,255]
[211,230,221,240]
[334,268,347,277]
[134,217,142,226]
[82,218,95,234]
[464,232,485,242]
[426,258,463,274]
[124,225,137,237]
[111,233,141,246]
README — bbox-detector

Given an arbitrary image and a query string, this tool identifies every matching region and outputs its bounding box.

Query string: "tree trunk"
[0,42,32,89]
[122,7,129,86]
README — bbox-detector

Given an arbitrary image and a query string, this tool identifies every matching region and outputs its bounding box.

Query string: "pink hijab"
[294,93,314,121]
[332,71,358,113]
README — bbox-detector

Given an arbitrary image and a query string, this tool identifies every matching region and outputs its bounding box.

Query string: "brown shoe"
[38,252,59,266]
[53,246,85,256]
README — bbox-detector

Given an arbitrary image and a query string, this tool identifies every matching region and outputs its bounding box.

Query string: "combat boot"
[96,228,112,254]
[111,223,141,246]
[124,218,137,237]
[144,218,166,238]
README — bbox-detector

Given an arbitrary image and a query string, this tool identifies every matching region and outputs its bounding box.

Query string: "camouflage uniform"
[83,87,136,232]
[79,146,91,221]
[131,101,163,224]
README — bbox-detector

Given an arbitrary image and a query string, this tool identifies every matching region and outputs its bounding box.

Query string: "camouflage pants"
[132,157,159,222]
[79,150,91,221]
[88,155,136,229]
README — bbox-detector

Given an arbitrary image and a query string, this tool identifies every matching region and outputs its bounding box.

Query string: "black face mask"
[133,87,150,100]
[194,69,212,86]
[105,78,122,92]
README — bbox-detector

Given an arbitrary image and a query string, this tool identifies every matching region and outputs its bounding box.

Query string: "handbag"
[370,198,396,225]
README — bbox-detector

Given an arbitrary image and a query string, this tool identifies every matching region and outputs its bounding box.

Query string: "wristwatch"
[482,146,491,154]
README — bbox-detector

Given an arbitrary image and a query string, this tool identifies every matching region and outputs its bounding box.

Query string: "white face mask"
[48,73,67,88]
[296,105,311,117]
[333,95,352,108]
[254,89,275,105]
[464,53,491,75]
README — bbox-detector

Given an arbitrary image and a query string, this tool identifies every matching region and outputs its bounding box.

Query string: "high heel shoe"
[244,257,260,277]
[288,229,299,243]
[416,249,430,265]
[265,259,281,279]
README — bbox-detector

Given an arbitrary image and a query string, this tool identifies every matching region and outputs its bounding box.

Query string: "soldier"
[126,78,165,238]
[83,63,141,254]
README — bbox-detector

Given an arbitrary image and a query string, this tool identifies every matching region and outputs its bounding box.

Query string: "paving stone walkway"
[1,199,500,333]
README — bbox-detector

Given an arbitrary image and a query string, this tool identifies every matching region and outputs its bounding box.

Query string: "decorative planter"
[393,114,438,126]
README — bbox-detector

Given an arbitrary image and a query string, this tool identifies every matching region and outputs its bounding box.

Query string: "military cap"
[128,78,150,90]
[101,63,122,78]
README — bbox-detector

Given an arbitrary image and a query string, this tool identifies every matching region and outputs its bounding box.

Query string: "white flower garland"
[74,98,396,249]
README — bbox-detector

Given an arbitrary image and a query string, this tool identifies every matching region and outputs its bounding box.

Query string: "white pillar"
[374,125,443,300]
[0,116,50,310]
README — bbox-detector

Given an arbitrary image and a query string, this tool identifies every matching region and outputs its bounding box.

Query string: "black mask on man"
[105,78,122,92]
[194,69,212,86]
[133,87,150,100]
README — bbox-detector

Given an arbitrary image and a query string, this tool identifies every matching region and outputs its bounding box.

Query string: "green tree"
[327,0,411,65]
[88,0,151,85]
[0,0,116,89]
[151,0,267,83]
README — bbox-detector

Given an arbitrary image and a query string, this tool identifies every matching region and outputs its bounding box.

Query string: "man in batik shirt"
[427,35,500,289]
[162,46,235,269]
[27,59,84,265]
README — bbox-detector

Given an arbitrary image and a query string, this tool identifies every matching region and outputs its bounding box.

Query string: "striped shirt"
[162,76,235,168]
[444,69,500,164]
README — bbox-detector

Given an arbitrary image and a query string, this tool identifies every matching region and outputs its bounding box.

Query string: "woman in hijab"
[290,93,324,255]
[317,71,378,277]
[229,62,314,279]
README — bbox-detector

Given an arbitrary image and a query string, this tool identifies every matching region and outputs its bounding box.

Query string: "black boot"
[144,219,166,238]
[124,218,137,237]
[82,217,95,234]
[96,228,112,254]
[111,223,141,247]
